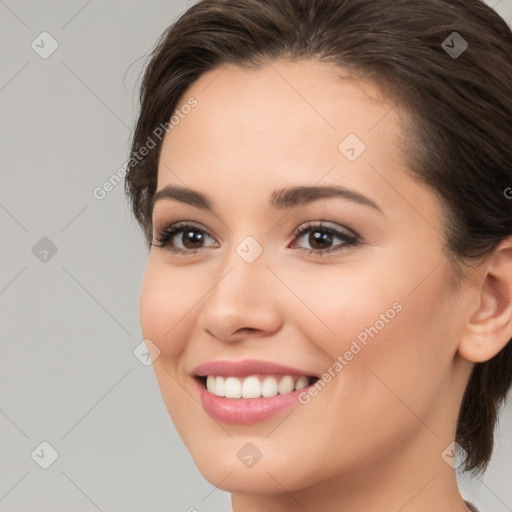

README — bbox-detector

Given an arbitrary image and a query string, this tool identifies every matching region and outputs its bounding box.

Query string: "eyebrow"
[152,184,382,213]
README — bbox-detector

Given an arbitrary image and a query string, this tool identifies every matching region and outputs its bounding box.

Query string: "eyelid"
[291,220,358,239]
[151,220,218,251]
[289,221,360,255]
[152,219,361,255]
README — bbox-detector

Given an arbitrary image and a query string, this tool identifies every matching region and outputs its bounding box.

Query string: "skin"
[139,59,512,512]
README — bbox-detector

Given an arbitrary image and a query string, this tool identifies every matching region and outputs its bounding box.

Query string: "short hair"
[124,0,512,473]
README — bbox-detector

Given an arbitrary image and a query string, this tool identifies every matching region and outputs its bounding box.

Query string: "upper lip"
[193,359,319,378]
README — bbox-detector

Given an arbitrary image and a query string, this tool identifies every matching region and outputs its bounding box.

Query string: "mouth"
[193,373,321,425]
[191,359,321,424]
[195,374,320,399]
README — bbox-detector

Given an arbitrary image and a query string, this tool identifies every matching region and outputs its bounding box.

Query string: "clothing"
[465,501,480,512]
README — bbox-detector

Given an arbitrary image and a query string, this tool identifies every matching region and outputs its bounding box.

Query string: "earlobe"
[458,238,512,363]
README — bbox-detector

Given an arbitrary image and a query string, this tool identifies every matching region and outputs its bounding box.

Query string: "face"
[139,60,472,495]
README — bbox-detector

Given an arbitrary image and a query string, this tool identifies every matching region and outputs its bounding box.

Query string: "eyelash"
[151,220,360,256]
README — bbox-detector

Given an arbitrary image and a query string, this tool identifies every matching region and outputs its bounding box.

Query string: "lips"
[191,359,320,424]
[192,358,319,378]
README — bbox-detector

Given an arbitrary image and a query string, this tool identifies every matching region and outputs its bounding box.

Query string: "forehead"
[169,60,395,142]
[157,60,403,184]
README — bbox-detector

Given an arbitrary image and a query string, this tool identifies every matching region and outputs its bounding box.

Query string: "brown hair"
[125,0,512,473]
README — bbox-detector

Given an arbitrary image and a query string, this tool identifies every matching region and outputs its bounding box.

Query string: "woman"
[125,0,512,510]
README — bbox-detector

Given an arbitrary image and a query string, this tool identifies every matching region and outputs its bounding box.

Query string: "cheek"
[277,261,406,356]
[139,260,201,426]
[291,274,457,475]
[287,258,456,414]
[139,260,199,361]
[339,268,458,434]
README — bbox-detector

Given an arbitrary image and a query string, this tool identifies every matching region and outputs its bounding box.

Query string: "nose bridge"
[209,236,271,311]
[196,235,281,340]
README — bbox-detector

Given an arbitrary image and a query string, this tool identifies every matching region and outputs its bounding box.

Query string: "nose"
[195,248,283,343]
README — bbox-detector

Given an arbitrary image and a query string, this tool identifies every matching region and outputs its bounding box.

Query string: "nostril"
[234,327,259,338]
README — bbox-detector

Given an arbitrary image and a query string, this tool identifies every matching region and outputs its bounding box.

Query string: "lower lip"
[195,378,312,424]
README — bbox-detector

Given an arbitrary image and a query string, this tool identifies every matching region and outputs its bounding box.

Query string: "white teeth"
[295,375,309,390]
[261,376,278,397]
[241,376,262,398]
[204,374,313,399]
[277,375,295,395]
[206,375,216,394]
[224,376,242,398]
[213,375,225,397]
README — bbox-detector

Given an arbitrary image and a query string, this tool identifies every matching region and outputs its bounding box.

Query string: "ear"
[458,237,512,363]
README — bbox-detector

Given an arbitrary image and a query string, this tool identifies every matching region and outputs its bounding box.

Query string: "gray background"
[1,1,511,511]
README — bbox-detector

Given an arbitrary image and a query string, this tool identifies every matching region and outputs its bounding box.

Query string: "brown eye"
[291,222,359,255]
[152,222,217,254]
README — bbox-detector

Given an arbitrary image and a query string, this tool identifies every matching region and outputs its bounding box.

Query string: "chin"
[196,461,298,494]
[187,442,325,495]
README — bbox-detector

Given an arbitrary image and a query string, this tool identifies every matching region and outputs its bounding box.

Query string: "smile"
[192,359,320,423]
[202,374,317,399]
[194,376,320,424]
